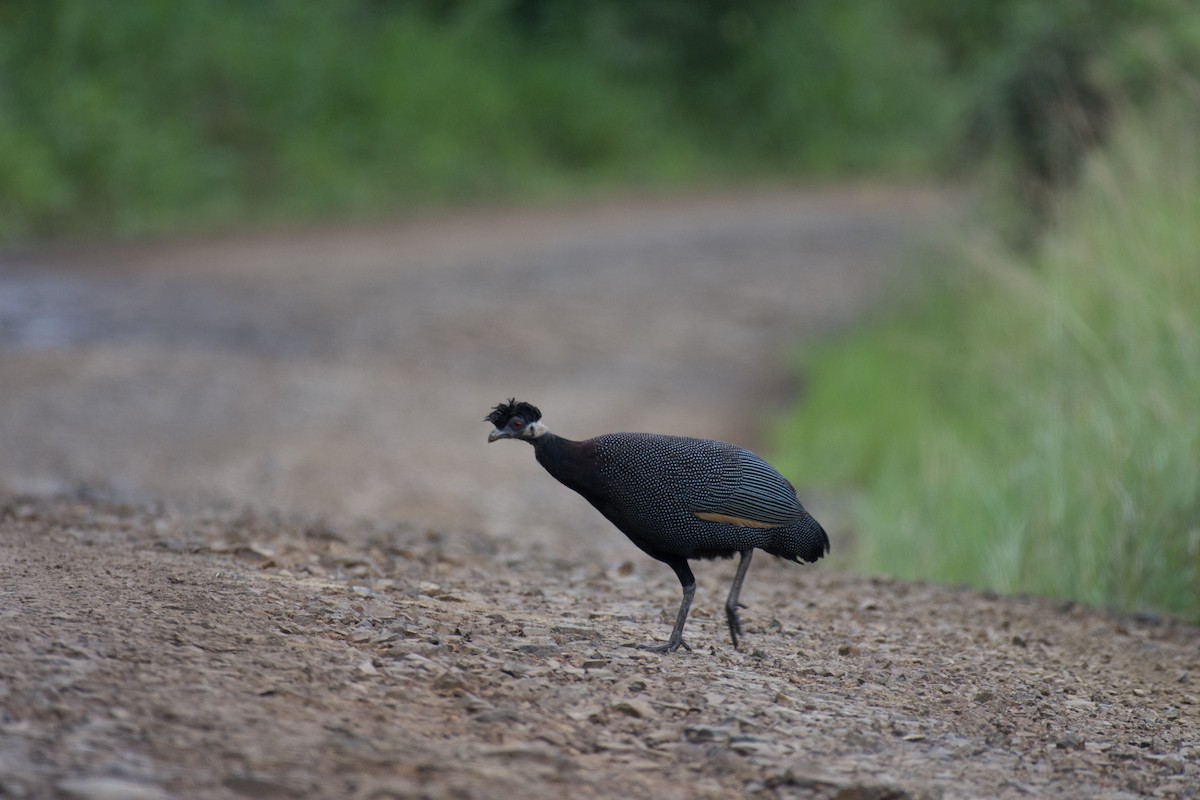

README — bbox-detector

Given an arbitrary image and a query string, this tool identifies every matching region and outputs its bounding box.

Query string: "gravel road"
[2,187,1196,799]
[0,187,935,556]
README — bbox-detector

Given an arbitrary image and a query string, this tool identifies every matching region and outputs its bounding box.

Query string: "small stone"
[551,624,594,639]
[683,725,730,743]
[58,778,168,800]
[834,783,913,800]
[644,728,679,745]
[565,705,603,722]
[474,708,524,725]
[223,776,294,797]
[463,694,493,713]
[1147,754,1185,772]
[730,736,771,755]
[613,699,655,719]
[501,661,531,677]
[773,692,796,708]
[476,743,564,764]
[432,671,467,692]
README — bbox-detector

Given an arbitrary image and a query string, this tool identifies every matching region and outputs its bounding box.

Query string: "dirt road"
[2,188,1196,798]
[0,187,935,554]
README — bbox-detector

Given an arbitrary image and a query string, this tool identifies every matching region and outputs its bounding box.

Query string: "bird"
[485,398,828,653]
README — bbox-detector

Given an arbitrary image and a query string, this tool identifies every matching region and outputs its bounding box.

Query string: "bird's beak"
[488,428,507,443]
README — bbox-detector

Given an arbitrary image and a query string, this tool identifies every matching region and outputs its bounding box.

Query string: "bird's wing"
[688,442,800,527]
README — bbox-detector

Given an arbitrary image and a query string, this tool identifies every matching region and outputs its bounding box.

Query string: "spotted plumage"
[486,399,829,653]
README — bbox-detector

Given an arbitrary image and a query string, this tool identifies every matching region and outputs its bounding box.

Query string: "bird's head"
[486,398,548,443]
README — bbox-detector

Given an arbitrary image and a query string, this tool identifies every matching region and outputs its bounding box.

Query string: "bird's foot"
[725,604,747,649]
[635,638,691,654]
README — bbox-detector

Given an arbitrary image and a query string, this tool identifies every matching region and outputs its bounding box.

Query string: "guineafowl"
[486,399,828,653]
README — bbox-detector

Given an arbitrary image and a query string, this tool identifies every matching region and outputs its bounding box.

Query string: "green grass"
[0,2,709,241]
[6,0,1190,244]
[775,98,1200,617]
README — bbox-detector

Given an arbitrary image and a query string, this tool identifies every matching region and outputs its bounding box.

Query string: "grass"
[0,2,709,242]
[775,96,1200,617]
[3,1,1194,244]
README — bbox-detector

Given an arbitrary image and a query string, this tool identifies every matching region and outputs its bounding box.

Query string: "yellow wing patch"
[693,512,782,529]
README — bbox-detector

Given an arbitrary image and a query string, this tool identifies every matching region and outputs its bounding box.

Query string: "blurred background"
[1,0,1197,617]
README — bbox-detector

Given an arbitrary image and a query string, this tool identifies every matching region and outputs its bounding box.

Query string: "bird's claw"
[726,605,745,649]
[636,638,691,654]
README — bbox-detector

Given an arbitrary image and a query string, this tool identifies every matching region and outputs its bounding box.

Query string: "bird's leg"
[637,560,695,654]
[724,549,754,649]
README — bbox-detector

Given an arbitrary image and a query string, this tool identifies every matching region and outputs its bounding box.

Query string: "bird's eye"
[511,419,524,430]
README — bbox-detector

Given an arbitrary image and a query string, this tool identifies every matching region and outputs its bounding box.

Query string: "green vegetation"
[2,0,1190,242]
[0,2,700,240]
[776,97,1200,616]
[763,1,1200,617]
[0,0,938,241]
[769,3,1200,617]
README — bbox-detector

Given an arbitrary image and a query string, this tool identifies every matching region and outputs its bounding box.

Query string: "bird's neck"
[529,431,574,466]
[530,432,601,501]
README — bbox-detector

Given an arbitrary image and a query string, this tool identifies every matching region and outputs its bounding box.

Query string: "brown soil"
[1,188,1196,799]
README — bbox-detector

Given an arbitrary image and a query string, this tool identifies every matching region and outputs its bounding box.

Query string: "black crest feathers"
[486,398,542,428]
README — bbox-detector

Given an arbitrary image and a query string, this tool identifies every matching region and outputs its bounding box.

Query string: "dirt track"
[2,188,1197,799]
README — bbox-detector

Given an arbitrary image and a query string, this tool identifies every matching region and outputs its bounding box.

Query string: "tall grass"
[776,97,1200,616]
